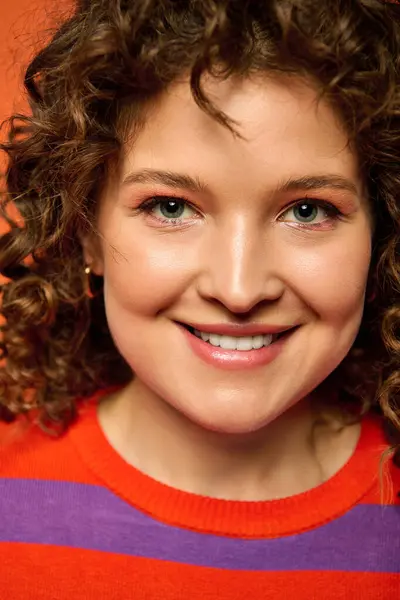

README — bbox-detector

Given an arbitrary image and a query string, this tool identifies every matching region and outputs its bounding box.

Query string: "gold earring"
[84,265,93,299]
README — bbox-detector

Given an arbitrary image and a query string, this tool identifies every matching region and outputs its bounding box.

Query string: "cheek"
[100,229,198,314]
[287,229,372,321]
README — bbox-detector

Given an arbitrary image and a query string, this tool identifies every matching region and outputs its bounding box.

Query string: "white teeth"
[209,334,221,347]
[252,335,264,349]
[193,329,275,351]
[236,337,254,351]
[219,336,238,350]
[263,334,273,346]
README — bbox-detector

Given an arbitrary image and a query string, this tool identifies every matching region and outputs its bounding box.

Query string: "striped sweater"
[0,393,399,599]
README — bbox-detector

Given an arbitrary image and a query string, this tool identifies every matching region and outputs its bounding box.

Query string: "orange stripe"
[0,420,100,484]
[1,543,398,600]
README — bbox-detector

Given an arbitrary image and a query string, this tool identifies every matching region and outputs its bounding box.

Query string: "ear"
[81,233,104,276]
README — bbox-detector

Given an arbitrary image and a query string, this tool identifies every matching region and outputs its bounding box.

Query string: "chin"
[179,404,278,435]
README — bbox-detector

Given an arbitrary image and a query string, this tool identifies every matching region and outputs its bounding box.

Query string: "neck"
[98,380,360,501]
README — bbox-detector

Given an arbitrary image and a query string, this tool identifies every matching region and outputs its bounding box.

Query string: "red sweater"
[0,394,399,599]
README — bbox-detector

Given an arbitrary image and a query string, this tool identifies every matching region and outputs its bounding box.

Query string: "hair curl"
[1,0,400,447]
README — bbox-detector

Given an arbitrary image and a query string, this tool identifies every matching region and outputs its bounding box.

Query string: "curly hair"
[0,0,400,445]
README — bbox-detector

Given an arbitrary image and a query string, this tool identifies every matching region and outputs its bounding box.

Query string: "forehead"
[120,74,360,196]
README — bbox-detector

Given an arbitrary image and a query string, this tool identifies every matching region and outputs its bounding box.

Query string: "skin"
[84,74,372,500]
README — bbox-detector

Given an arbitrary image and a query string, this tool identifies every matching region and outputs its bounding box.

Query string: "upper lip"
[179,322,297,336]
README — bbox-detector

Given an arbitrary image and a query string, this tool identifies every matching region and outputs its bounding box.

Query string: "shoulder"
[0,401,101,485]
[360,413,400,505]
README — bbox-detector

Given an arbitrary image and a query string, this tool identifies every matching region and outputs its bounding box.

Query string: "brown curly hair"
[0,0,400,447]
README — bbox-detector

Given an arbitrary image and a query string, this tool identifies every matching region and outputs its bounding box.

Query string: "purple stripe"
[0,478,399,572]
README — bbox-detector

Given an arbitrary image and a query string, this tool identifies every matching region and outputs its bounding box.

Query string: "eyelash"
[135,196,200,225]
[134,195,343,228]
[278,200,342,229]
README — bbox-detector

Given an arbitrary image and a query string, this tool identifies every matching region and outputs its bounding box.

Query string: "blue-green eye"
[139,196,198,224]
[292,203,319,222]
[157,199,186,219]
[280,201,339,225]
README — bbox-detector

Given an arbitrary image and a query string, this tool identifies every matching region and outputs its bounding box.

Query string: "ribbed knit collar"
[70,390,386,538]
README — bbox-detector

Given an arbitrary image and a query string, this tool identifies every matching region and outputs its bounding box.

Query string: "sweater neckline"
[70,390,386,538]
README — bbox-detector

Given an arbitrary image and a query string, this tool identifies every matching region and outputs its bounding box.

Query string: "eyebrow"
[122,169,359,197]
[278,175,359,196]
[122,169,207,193]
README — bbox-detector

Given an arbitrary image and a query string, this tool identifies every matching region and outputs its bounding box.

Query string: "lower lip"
[179,326,289,371]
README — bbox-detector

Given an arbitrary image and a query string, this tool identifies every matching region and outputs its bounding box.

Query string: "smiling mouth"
[182,325,296,352]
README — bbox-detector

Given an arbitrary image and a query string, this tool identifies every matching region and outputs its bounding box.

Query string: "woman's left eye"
[279,201,339,226]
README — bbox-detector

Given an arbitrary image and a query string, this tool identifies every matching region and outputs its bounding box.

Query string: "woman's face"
[88,75,372,433]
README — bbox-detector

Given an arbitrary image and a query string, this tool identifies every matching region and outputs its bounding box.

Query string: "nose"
[196,216,285,314]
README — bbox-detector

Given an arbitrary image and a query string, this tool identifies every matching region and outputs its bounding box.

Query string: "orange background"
[0,0,71,124]
[0,1,72,232]
[1,0,45,123]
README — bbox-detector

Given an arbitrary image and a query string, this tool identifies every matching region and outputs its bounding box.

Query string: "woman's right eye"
[138,196,199,225]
